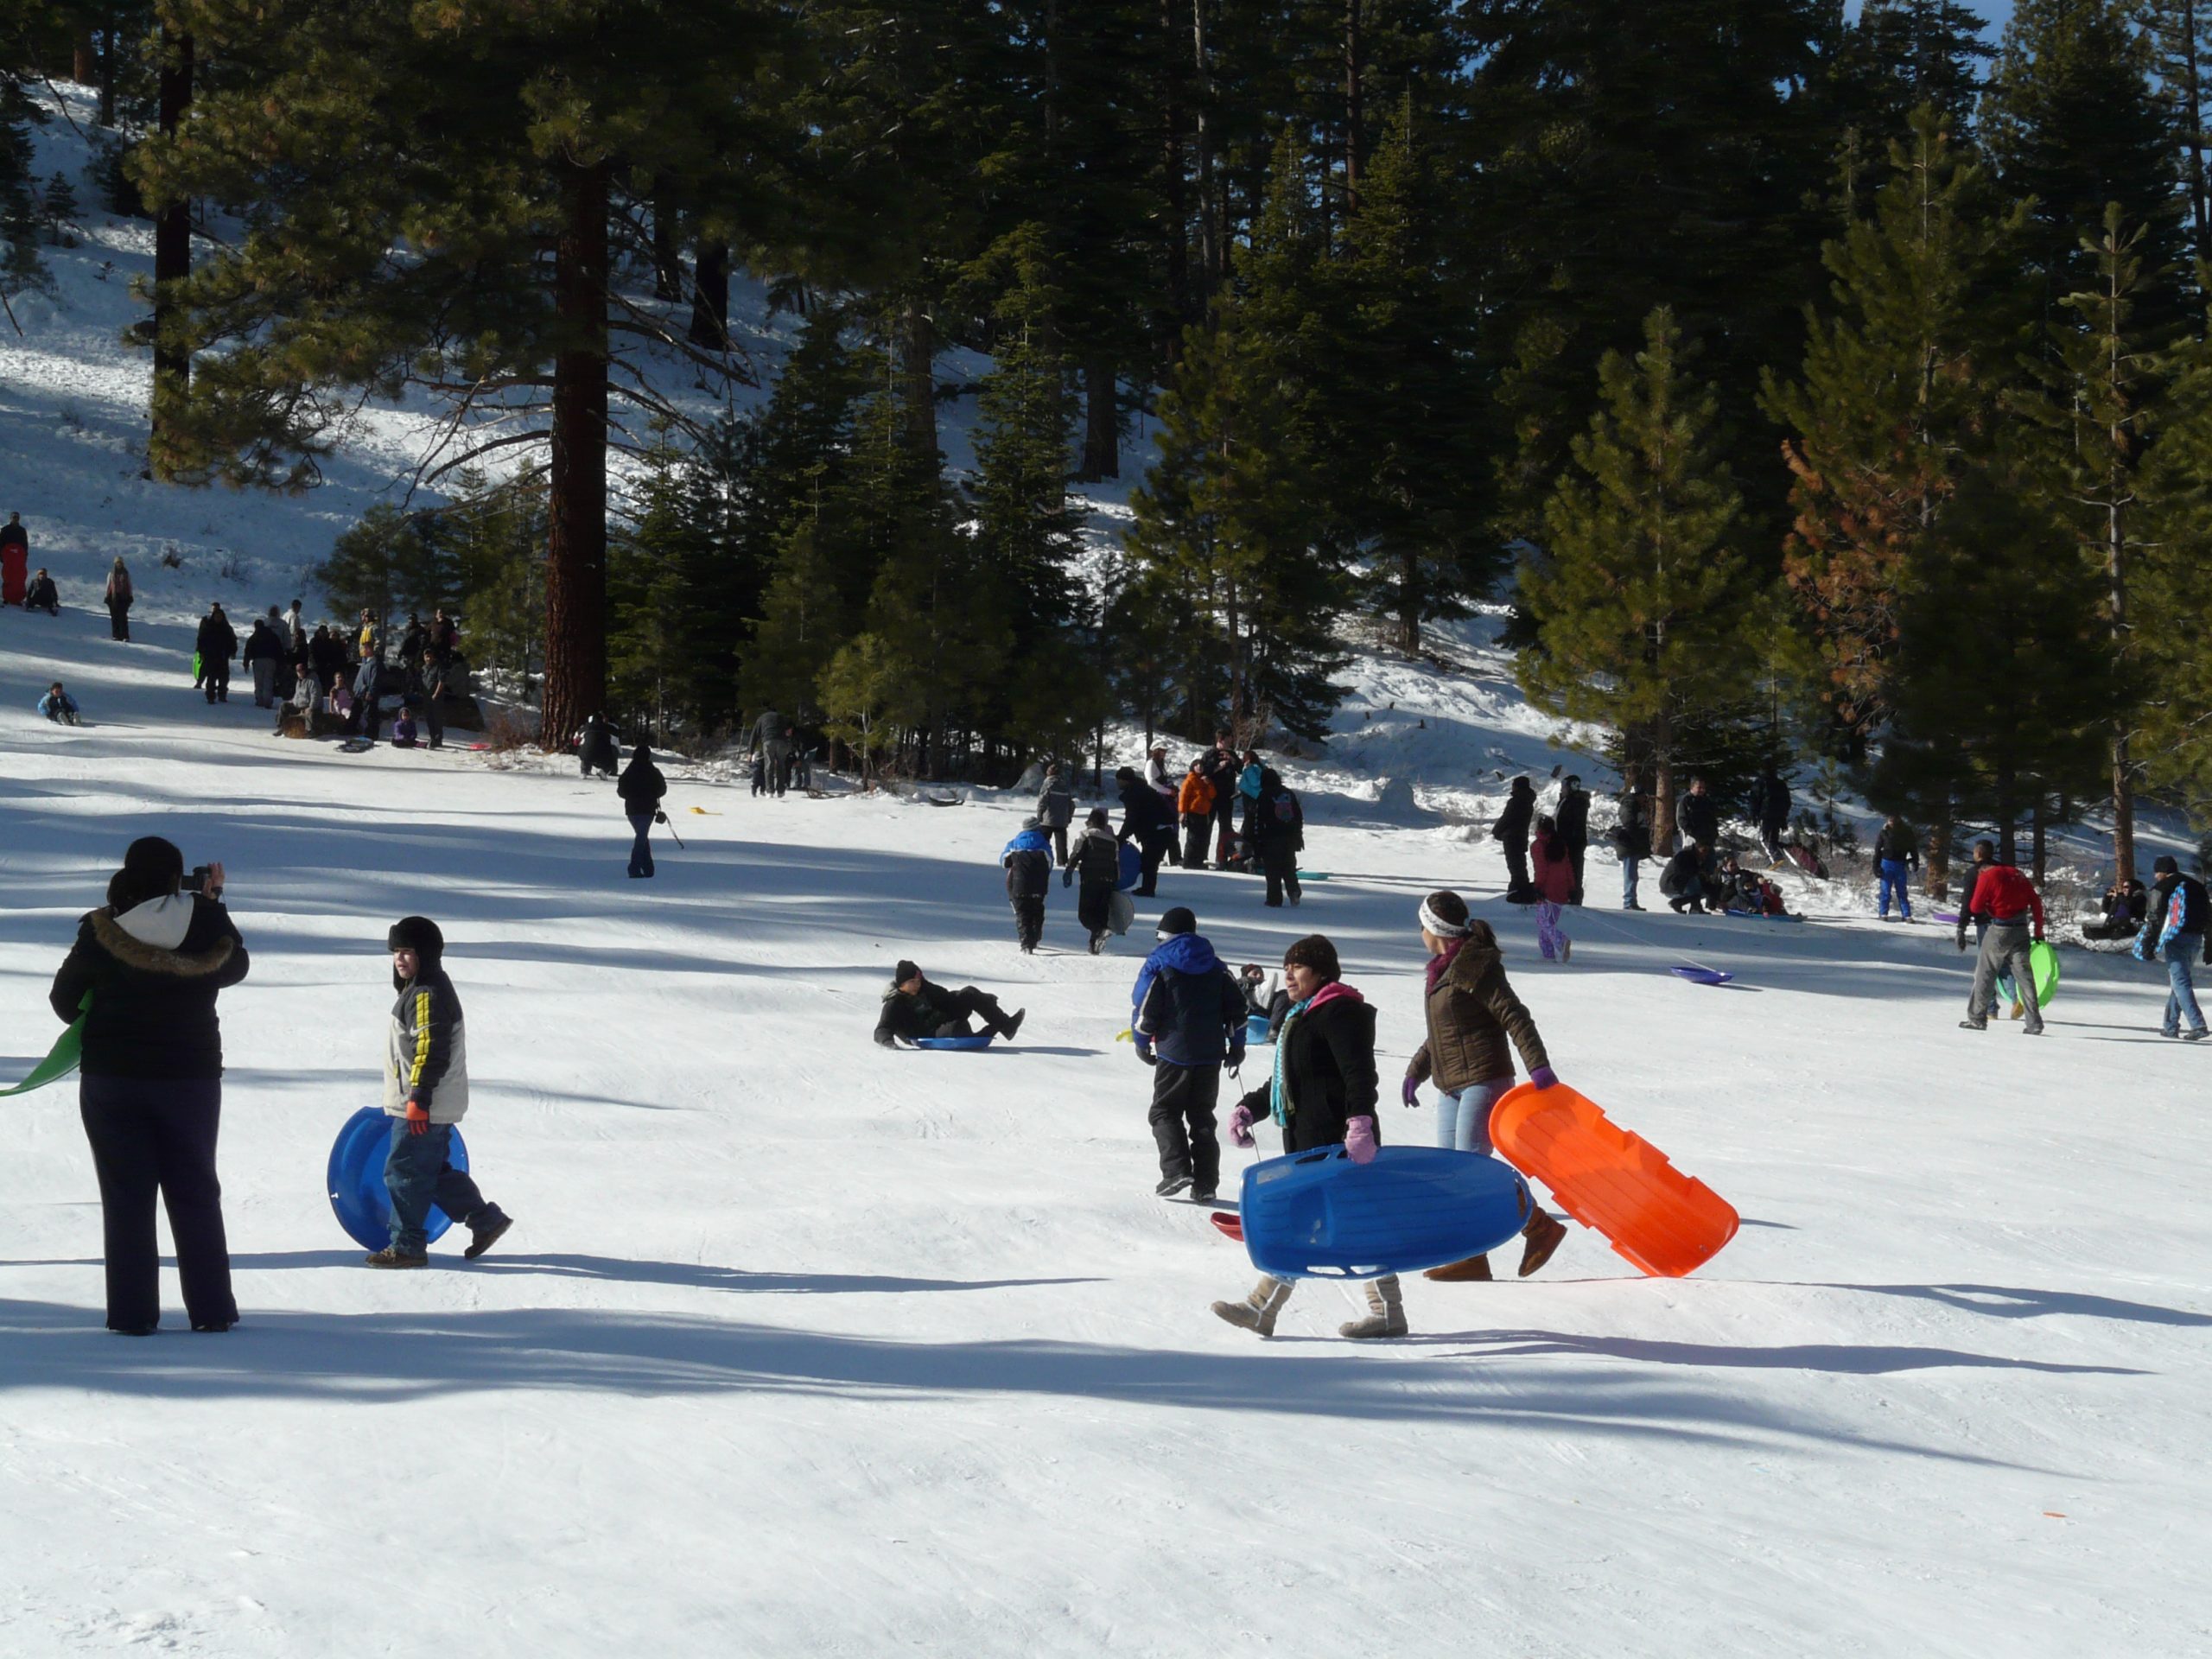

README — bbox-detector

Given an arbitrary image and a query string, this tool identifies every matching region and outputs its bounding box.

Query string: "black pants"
[1182,816,1210,868]
[108,598,130,640]
[935,987,1012,1038]
[1078,880,1112,939]
[1262,848,1301,907]
[425,701,444,749]
[1502,839,1530,898]
[1760,822,1786,862]
[1046,823,1068,863]
[203,659,230,702]
[1011,895,1044,950]
[1150,1063,1222,1192]
[1567,842,1586,905]
[1135,831,1170,896]
[79,1075,235,1332]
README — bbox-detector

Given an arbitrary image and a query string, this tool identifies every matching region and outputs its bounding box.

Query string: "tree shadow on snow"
[0,1294,2075,1468]
[221,1249,1102,1297]
[1404,1327,2145,1378]
[1808,1282,2212,1328]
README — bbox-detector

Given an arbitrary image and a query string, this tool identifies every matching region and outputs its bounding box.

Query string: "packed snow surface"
[2,78,2207,1659]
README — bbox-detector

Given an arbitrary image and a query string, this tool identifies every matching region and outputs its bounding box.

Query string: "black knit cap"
[894,959,922,984]
[1157,906,1197,938]
[387,916,444,962]
[2155,855,2180,875]
[1282,934,1340,982]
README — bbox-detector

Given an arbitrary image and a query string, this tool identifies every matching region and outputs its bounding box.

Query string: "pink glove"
[1401,1075,1420,1109]
[1529,1066,1559,1090]
[1230,1104,1257,1148]
[1344,1116,1377,1165]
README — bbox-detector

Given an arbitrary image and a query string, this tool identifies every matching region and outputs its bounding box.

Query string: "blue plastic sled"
[1117,842,1142,891]
[1237,1144,1532,1280]
[914,1033,995,1052]
[1245,1013,1272,1045]
[327,1106,468,1252]
[1670,964,1734,986]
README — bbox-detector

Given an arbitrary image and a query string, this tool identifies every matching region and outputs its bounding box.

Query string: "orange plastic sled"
[1489,1081,1738,1278]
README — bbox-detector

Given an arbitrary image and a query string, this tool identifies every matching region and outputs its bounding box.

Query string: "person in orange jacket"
[1957,840,2045,1036]
[1177,759,1217,871]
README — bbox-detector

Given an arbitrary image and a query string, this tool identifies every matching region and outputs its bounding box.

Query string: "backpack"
[1272,790,1300,827]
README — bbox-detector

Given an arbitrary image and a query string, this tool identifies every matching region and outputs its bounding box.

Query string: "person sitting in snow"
[873,961,1026,1047]
[1660,840,1713,914]
[1001,816,1053,953]
[367,915,513,1268]
[391,704,420,748]
[22,566,59,614]
[1239,963,1292,1039]
[1131,906,1247,1202]
[37,681,79,724]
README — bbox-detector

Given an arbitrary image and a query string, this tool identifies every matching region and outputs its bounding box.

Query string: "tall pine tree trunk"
[2186,7,2209,247]
[2031,794,2050,887]
[1160,0,1190,341]
[1398,549,1420,653]
[687,238,729,350]
[73,32,95,83]
[1651,707,1678,850]
[97,12,118,126]
[1192,0,1219,287]
[1926,797,1952,900]
[149,24,193,479]
[899,299,938,460]
[542,159,609,750]
[651,179,682,302]
[1342,0,1363,214]
[1081,355,1118,480]
[2110,492,2137,880]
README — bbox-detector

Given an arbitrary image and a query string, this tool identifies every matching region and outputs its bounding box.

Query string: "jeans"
[79,1075,235,1331]
[627,810,655,877]
[385,1120,487,1254]
[1434,1077,1510,1155]
[2164,932,2207,1035]
[1878,859,1913,918]
[1622,857,1640,907]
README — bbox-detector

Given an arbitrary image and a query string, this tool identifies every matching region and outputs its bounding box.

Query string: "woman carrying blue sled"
[1402,890,1567,1282]
[1211,935,1403,1340]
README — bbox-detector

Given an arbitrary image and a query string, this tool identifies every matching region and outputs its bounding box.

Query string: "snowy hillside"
[3,82,2209,1659]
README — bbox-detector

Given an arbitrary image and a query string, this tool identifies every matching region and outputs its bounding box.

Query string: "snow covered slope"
[3,81,2209,1659]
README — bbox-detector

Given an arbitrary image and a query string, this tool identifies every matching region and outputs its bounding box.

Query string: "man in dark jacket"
[750,709,791,798]
[1131,906,1248,1200]
[1492,777,1536,900]
[1252,768,1305,908]
[874,962,1026,1046]
[1001,817,1053,952]
[1659,841,1713,913]
[1198,732,1240,868]
[1873,815,1918,921]
[1752,771,1791,863]
[1034,761,1076,863]
[618,744,667,878]
[1116,766,1176,897]
[308,623,346,692]
[1956,840,2044,1035]
[240,616,283,708]
[1611,794,1653,911]
[49,837,250,1332]
[1064,807,1122,953]
[577,712,620,778]
[22,565,58,613]
[1555,776,1591,903]
[2134,855,2210,1039]
[1677,777,1719,851]
[195,603,237,704]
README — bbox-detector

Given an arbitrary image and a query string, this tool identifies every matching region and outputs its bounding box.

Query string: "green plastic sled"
[3,1017,84,1098]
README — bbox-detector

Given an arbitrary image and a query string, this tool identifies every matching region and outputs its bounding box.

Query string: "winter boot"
[1000,1007,1027,1040]
[364,1247,429,1268]
[1338,1274,1408,1339]
[1517,1210,1568,1277]
[463,1205,514,1261]
[1958,1017,1987,1032]
[1560,938,1572,963]
[2008,999,2024,1020]
[1088,932,1104,956]
[1423,1254,1493,1282]
[1212,1274,1292,1338]
[1156,1173,1193,1198]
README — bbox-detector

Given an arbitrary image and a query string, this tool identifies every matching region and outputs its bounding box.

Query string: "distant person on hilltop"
[1611,792,1651,912]
[749,708,791,798]
[2133,855,2210,1040]
[1555,774,1591,904]
[1529,813,1573,961]
[1873,815,1918,923]
[1198,732,1239,868]
[1491,776,1536,901]
[1177,758,1217,871]
[1752,770,1791,864]
[0,512,26,607]
[22,566,59,614]
[195,603,237,705]
[104,557,133,640]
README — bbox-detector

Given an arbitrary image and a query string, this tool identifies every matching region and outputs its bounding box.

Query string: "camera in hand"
[182,865,213,894]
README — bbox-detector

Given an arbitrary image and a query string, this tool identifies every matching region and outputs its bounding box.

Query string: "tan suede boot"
[1212,1274,1292,1338]
[1423,1254,1493,1282]
[1517,1211,1568,1277]
[1338,1274,1408,1338]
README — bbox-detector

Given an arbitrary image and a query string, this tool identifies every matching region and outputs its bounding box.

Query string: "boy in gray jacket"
[367,915,513,1267]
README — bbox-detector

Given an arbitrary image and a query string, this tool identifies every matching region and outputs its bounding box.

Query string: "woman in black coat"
[48,837,250,1334]
[618,743,668,878]
[1211,935,1408,1341]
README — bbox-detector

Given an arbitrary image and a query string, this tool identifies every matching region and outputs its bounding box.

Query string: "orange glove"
[404,1099,430,1136]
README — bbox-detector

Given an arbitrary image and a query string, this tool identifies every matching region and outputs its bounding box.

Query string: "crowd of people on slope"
[41,836,514,1333]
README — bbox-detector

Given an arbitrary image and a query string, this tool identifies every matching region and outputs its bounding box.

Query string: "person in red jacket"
[1529,813,1575,961]
[0,512,26,607]
[1956,839,2045,1036]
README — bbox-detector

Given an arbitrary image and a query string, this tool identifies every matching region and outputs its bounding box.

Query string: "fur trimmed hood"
[88,906,238,978]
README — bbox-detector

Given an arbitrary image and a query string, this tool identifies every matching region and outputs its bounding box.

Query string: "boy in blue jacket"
[1001,817,1053,953]
[1132,906,1248,1200]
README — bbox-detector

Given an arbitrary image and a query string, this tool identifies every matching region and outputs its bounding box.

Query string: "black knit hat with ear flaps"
[387,916,444,963]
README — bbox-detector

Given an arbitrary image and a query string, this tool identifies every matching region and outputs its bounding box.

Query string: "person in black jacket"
[1115,766,1175,897]
[1000,817,1054,952]
[1065,807,1122,954]
[1611,793,1653,911]
[874,962,1026,1046]
[1873,814,1919,922]
[577,712,620,778]
[1250,767,1305,908]
[241,615,283,708]
[1130,907,1248,1200]
[22,565,58,613]
[1676,777,1719,852]
[1659,841,1713,913]
[619,743,667,877]
[1492,777,1536,900]
[195,603,237,704]
[48,837,249,1334]
[1555,775,1591,904]
[1198,733,1239,868]
[1212,935,1405,1339]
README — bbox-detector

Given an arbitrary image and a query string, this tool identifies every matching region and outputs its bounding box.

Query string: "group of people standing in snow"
[45,836,512,1334]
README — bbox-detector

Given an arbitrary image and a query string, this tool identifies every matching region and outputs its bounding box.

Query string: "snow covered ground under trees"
[2,78,2207,1659]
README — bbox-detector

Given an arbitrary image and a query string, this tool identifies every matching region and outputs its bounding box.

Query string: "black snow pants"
[79,1075,236,1332]
[1262,848,1301,907]
[1011,896,1045,950]
[933,988,1015,1039]
[1077,880,1112,941]
[1149,1063,1222,1193]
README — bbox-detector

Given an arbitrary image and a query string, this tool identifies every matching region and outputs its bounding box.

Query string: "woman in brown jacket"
[1403,889,1568,1281]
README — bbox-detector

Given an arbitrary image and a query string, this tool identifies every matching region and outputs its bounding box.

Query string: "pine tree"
[1516,308,1764,846]
[2147,1,2212,251]
[0,72,46,298]
[1764,109,2032,753]
[817,632,921,782]
[1851,0,1993,136]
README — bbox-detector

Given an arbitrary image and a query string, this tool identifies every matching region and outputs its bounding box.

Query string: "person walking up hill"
[619,743,668,878]
[1957,840,2044,1037]
[1131,906,1246,1201]
[2134,855,2209,1040]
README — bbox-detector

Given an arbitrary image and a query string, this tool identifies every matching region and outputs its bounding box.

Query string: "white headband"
[1418,898,1469,938]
